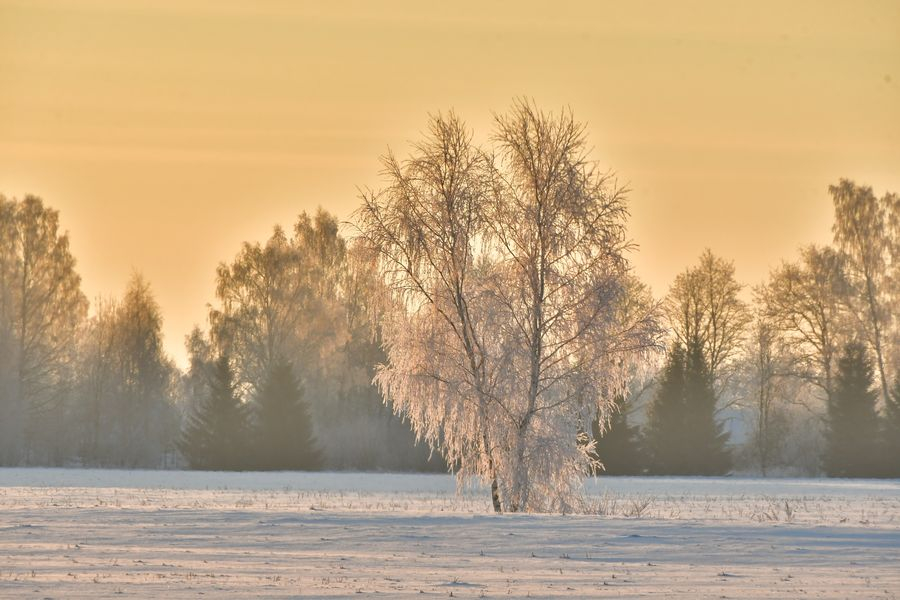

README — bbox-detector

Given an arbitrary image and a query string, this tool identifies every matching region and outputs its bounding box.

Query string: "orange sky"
[1,0,898,367]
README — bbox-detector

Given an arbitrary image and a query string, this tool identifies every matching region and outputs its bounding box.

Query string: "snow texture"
[1,469,898,598]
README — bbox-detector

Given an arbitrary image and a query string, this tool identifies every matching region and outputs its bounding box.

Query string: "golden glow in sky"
[1,0,898,366]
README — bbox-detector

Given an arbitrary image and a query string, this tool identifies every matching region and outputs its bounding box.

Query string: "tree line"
[0,198,440,471]
[1,101,898,506]
[592,187,900,480]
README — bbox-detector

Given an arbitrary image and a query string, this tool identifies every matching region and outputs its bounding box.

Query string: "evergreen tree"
[645,344,688,474]
[590,395,643,475]
[884,376,900,477]
[824,343,881,477]
[178,355,250,470]
[683,341,731,475]
[252,361,321,471]
[644,342,730,475]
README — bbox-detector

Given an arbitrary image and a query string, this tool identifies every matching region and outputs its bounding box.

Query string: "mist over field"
[2,164,898,490]
[2,0,899,597]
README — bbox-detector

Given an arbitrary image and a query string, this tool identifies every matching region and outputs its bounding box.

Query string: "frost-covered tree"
[208,212,434,470]
[665,249,750,396]
[356,103,660,513]
[111,275,179,467]
[739,312,792,475]
[73,297,119,464]
[252,361,321,471]
[760,246,850,405]
[824,342,881,477]
[0,198,22,463]
[831,180,898,404]
[356,111,506,508]
[329,240,442,471]
[178,354,251,470]
[0,195,87,464]
[73,276,179,467]
[181,326,215,417]
[210,224,313,392]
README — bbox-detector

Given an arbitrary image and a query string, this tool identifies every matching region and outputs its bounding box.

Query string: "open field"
[1,469,899,598]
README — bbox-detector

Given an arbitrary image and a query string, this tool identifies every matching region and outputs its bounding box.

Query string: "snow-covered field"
[1,469,898,598]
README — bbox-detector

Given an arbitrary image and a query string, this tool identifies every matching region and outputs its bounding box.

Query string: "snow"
[1,469,899,598]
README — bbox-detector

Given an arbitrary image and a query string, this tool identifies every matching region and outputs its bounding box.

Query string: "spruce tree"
[824,343,881,478]
[591,395,643,475]
[644,342,730,475]
[884,377,900,477]
[683,340,731,475]
[178,354,250,470]
[644,344,689,474]
[252,361,321,471]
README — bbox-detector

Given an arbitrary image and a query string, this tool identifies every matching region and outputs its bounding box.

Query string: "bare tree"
[356,104,660,513]
[760,245,850,404]
[831,179,897,403]
[0,198,22,462]
[665,249,750,398]
[210,226,304,391]
[210,211,348,395]
[113,274,179,467]
[487,101,662,510]
[74,297,119,464]
[73,276,178,467]
[355,112,505,509]
[741,313,789,475]
[182,326,215,416]
[207,210,427,470]
[0,195,87,463]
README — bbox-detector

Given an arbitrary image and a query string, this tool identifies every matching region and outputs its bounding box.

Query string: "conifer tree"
[644,342,730,475]
[824,342,881,477]
[252,361,321,471]
[591,395,643,475]
[644,344,688,474]
[178,354,250,470]
[684,341,731,475]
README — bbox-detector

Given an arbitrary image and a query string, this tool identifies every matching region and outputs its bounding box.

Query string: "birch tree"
[0,195,87,463]
[74,297,119,464]
[210,212,348,394]
[210,226,304,392]
[741,313,790,475]
[760,245,850,404]
[0,198,22,462]
[356,104,660,513]
[487,101,661,510]
[831,180,898,403]
[112,274,179,467]
[665,249,750,397]
[208,211,428,470]
[356,112,505,509]
[73,276,179,467]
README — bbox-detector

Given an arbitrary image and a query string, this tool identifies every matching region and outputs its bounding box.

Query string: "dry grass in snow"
[1,469,898,598]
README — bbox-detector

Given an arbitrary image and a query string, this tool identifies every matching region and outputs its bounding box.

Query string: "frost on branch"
[354,101,662,513]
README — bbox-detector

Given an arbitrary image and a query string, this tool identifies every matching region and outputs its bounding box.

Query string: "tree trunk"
[490,471,502,514]
[863,273,891,405]
[483,432,502,513]
[758,387,767,477]
[508,422,532,512]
